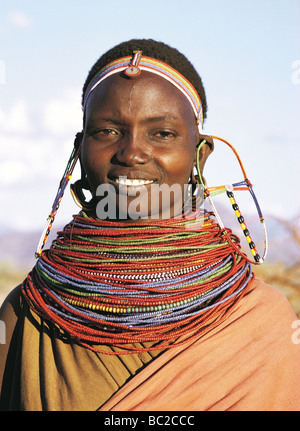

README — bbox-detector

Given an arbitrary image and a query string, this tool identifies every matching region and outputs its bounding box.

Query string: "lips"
[108,172,158,188]
[115,178,154,186]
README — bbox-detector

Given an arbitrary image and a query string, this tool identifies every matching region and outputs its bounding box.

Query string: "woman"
[1,39,299,411]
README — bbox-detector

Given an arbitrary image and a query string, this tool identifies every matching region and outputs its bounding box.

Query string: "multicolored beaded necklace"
[22,209,253,355]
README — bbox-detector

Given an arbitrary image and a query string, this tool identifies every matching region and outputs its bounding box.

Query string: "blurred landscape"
[0,211,299,317]
[0,226,59,306]
[254,213,300,318]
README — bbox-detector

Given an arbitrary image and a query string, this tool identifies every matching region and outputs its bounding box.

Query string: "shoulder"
[246,276,297,323]
[0,284,23,346]
[0,285,24,393]
[233,276,299,342]
[233,276,300,373]
[212,276,300,366]
[0,285,23,324]
[203,277,300,410]
[242,277,300,409]
[0,285,23,355]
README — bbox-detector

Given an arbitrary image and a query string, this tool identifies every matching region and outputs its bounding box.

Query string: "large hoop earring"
[70,178,95,212]
[187,165,205,214]
[190,167,200,191]
[195,136,268,265]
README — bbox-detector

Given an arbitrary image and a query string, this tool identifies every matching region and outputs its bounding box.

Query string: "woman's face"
[81,71,204,220]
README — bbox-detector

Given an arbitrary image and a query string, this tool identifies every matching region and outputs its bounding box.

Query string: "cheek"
[81,140,104,170]
[162,148,195,183]
[162,125,198,184]
[80,141,109,190]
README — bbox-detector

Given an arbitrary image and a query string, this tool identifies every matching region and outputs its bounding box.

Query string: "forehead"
[84,71,196,123]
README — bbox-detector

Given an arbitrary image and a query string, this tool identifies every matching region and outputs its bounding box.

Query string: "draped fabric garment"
[1,277,300,411]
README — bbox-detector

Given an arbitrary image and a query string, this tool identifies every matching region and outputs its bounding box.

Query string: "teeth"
[115,178,153,186]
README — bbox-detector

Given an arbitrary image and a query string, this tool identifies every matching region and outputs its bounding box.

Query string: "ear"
[199,134,214,151]
[74,130,83,150]
[195,134,214,174]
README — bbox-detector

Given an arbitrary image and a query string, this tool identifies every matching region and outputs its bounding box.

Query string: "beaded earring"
[195,136,268,265]
[35,132,83,257]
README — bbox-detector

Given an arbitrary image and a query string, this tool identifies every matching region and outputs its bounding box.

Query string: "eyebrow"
[86,114,179,127]
[85,117,122,130]
[140,114,179,124]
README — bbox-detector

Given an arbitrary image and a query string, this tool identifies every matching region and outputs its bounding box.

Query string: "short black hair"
[82,38,208,121]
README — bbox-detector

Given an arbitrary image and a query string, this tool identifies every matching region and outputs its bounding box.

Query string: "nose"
[113,132,151,166]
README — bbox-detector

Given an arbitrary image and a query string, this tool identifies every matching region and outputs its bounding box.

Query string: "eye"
[153,130,177,139]
[97,128,119,136]
[88,128,120,139]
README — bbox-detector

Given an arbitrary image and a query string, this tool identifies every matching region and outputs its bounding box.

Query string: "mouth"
[115,177,154,186]
[107,175,157,197]
[107,171,158,189]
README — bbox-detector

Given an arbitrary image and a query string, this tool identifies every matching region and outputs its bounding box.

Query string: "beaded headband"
[83,51,204,132]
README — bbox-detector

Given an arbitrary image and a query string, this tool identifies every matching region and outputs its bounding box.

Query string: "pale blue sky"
[0,0,299,234]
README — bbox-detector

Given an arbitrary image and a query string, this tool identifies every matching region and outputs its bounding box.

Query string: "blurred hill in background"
[0,225,60,305]
[254,213,300,317]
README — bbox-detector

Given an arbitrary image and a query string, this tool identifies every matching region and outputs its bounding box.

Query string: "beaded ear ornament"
[196,136,268,265]
[35,132,82,257]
